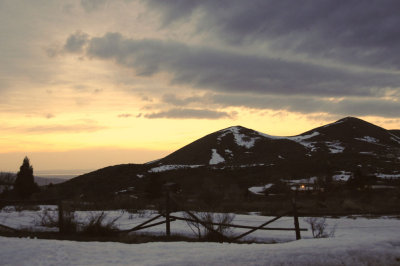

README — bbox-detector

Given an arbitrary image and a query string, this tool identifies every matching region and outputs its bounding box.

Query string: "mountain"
[53,117,400,201]
[157,125,307,166]
[293,117,400,153]
[148,116,400,171]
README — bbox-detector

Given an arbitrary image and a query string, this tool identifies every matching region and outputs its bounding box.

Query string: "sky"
[1,0,400,173]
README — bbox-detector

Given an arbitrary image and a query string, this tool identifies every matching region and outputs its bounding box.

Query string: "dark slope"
[157,126,307,166]
[389,129,400,138]
[57,164,148,199]
[289,117,400,155]
[53,117,400,200]
[300,117,400,144]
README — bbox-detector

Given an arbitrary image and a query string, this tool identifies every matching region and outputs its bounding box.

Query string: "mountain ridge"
[54,117,400,200]
[149,116,400,167]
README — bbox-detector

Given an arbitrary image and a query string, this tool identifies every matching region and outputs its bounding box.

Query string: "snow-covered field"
[0,206,400,265]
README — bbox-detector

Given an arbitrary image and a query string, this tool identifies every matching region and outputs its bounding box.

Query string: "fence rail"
[1,196,398,243]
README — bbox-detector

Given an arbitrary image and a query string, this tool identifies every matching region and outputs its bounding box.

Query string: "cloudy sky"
[1,0,400,172]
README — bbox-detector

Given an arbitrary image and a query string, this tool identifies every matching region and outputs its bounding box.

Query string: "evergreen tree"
[14,157,39,199]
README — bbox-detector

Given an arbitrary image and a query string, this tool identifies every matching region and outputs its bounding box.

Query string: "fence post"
[165,190,171,237]
[292,193,301,240]
[58,200,64,234]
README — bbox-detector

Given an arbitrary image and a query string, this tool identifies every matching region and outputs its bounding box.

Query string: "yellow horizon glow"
[2,54,399,170]
[2,102,399,172]
[1,1,400,172]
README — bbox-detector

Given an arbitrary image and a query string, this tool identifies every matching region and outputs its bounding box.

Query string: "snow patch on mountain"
[391,137,400,144]
[225,149,233,157]
[259,131,321,151]
[219,126,323,151]
[238,163,267,168]
[389,133,400,144]
[288,131,320,142]
[218,127,260,148]
[282,176,318,184]
[326,141,345,153]
[355,136,379,144]
[332,171,352,182]
[248,184,273,195]
[149,165,203,173]
[286,132,320,151]
[209,149,225,165]
[322,119,345,128]
[285,140,317,151]
[375,173,400,179]
[212,163,271,170]
[359,151,375,155]
[220,126,291,141]
[230,127,257,148]
[115,187,135,195]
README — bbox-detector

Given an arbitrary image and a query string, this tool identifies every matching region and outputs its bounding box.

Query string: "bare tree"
[304,217,336,238]
[183,212,235,240]
[0,172,15,193]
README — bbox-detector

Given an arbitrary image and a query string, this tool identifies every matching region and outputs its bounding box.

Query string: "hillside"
[157,125,307,166]
[50,117,400,210]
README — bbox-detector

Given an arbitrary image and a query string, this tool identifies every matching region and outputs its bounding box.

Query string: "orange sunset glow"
[1,1,399,173]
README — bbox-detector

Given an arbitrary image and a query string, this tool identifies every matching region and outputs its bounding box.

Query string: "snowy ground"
[0,206,400,265]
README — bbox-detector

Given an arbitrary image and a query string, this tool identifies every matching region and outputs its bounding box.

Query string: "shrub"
[35,209,58,227]
[184,212,235,241]
[80,212,121,236]
[304,217,336,238]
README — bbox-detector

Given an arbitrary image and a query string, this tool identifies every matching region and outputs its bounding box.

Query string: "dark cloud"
[210,93,400,118]
[144,108,233,119]
[333,99,400,118]
[157,92,400,118]
[64,31,89,53]
[68,32,400,98]
[144,0,202,25]
[146,0,400,70]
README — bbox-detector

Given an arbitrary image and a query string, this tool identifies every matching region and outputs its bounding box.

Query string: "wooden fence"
[117,188,307,243]
[0,193,307,242]
[0,199,68,233]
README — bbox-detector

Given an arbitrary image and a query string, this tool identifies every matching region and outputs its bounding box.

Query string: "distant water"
[35,169,92,178]
[33,169,93,185]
